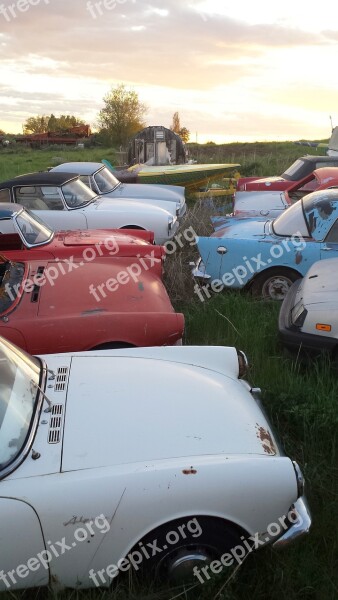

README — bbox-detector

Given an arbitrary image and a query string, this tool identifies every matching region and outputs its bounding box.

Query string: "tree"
[23,115,49,134]
[170,112,190,143]
[23,114,85,134]
[98,84,147,147]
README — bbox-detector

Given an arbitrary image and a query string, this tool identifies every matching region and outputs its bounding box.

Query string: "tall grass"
[2,143,337,600]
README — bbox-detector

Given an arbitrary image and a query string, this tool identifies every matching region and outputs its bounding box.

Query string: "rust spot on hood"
[256,424,276,455]
[182,467,197,475]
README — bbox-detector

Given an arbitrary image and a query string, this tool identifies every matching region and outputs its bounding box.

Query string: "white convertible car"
[51,162,187,218]
[0,337,310,591]
[0,173,178,245]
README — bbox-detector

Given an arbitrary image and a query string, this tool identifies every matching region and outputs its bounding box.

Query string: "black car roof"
[303,155,338,163]
[0,172,79,189]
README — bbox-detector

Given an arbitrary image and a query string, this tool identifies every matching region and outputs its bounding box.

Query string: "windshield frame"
[60,178,99,210]
[93,166,121,195]
[272,199,311,238]
[0,336,45,480]
[14,208,54,249]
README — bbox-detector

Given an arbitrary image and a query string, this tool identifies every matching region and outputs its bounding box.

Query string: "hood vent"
[54,367,69,392]
[48,404,64,444]
[31,267,45,303]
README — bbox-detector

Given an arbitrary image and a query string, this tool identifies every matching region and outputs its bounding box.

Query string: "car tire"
[251,268,300,300]
[131,516,245,584]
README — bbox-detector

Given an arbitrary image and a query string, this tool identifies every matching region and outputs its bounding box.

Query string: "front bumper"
[272,497,312,549]
[279,280,336,353]
[191,258,211,281]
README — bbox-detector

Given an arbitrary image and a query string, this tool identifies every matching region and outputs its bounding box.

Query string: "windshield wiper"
[30,380,53,412]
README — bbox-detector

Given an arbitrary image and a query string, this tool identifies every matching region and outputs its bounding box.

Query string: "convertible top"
[0,172,79,189]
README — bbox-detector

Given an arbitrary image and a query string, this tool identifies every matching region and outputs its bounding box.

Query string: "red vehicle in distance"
[233,167,338,218]
[0,205,184,354]
[237,155,338,193]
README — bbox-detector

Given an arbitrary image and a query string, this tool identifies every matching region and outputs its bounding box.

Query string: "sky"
[0,0,338,143]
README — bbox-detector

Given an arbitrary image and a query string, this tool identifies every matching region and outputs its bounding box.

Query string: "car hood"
[91,196,174,217]
[112,183,185,204]
[298,258,338,306]
[211,216,269,239]
[60,349,280,471]
[57,229,155,248]
[234,191,288,216]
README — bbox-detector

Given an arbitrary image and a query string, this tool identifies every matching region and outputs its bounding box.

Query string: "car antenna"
[30,380,53,412]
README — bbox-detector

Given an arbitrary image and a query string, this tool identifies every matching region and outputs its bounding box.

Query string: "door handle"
[322,247,332,251]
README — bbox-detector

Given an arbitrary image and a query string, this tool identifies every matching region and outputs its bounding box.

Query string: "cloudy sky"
[0,0,338,142]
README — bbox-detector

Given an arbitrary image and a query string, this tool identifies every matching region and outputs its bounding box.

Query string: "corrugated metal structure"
[128,126,187,166]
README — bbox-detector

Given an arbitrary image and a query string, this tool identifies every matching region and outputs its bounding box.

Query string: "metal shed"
[128,126,187,166]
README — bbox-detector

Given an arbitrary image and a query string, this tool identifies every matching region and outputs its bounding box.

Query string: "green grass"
[1,143,337,600]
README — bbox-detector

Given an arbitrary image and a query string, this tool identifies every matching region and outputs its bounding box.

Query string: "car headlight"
[292,461,305,498]
[237,350,249,378]
[291,302,308,328]
[168,216,177,234]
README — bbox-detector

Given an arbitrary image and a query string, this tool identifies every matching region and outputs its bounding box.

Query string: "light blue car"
[192,189,338,300]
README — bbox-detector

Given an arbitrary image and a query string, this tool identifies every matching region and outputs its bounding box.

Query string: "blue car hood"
[210,217,270,239]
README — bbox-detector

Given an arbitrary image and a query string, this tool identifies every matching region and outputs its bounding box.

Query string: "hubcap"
[163,549,210,583]
[262,276,292,300]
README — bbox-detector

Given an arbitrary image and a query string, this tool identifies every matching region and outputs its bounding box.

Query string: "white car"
[51,162,187,218]
[0,337,310,591]
[0,173,178,245]
[279,257,338,356]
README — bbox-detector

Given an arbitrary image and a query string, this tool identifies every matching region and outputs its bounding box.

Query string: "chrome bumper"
[273,497,312,549]
[191,259,211,281]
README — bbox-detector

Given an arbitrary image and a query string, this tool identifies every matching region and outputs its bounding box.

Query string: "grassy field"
[1,143,337,600]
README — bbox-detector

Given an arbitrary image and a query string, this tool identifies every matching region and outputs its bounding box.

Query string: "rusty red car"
[233,167,338,218]
[237,155,338,193]
[0,205,184,354]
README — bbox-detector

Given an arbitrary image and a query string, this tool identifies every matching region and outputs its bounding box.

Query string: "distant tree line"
[17,85,190,148]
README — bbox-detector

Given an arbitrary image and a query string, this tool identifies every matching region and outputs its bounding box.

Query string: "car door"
[0,498,49,591]
[12,185,88,231]
[320,218,338,259]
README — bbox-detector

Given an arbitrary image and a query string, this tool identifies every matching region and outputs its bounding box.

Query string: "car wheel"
[251,268,300,300]
[132,516,245,584]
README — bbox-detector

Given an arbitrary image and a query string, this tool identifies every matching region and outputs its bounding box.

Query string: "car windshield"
[302,190,338,238]
[282,159,314,182]
[0,260,25,314]
[93,167,121,193]
[272,201,309,237]
[61,179,97,209]
[15,209,53,247]
[0,337,41,472]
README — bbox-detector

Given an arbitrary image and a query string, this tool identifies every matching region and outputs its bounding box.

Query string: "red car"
[0,205,184,353]
[237,155,338,192]
[233,167,338,217]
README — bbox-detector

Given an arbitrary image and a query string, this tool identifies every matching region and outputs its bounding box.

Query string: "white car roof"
[52,162,103,176]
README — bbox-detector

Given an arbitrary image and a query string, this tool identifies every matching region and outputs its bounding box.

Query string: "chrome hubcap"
[262,276,292,300]
[165,550,210,582]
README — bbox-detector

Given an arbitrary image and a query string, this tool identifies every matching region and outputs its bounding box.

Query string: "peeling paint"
[182,467,197,475]
[255,424,277,455]
[81,309,106,316]
[295,252,303,265]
